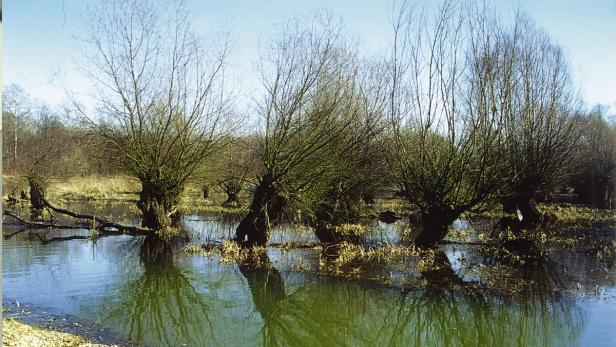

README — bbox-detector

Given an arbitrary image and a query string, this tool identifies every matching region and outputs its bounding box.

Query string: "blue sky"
[4,0,616,113]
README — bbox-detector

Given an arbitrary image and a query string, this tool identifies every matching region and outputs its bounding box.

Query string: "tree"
[235,15,378,246]
[21,106,73,209]
[499,14,582,227]
[387,1,510,247]
[310,62,390,243]
[2,84,32,175]
[569,107,616,208]
[77,0,233,229]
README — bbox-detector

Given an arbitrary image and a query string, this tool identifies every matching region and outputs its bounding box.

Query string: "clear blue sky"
[4,0,616,113]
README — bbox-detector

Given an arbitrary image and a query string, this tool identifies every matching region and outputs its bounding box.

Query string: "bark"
[137,180,181,229]
[27,177,46,210]
[235,173,287,246]
[497,197,522,234]
[414,208,457,248]
[517,193,543,229]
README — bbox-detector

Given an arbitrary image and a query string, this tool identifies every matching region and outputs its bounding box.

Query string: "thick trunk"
[414,208,456,248]
[28,177,45,210]
[498,197,521,234]
[235,173,286,247]
[137,180,181,230]
[517,193,542,228]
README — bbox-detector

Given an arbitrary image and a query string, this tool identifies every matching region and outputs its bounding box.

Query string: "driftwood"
[40,197,152,236]
[3,210,84,230]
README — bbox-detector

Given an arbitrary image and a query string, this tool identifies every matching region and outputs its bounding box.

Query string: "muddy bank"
[3,300,137,346]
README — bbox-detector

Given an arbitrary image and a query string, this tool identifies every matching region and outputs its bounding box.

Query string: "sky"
[3,0,616,114]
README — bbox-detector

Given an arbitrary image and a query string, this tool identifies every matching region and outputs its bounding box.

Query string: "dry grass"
[1,318,112,347]
[184,240,270,266]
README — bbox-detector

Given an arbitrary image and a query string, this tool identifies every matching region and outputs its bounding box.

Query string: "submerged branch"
[40,197,152,236]
[3,210,84,230]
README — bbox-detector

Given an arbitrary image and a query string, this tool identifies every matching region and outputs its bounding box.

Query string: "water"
[3,203,616,346]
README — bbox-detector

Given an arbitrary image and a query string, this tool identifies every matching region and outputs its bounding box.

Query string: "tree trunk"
[414,208,456,248]
[498,197,521,234]
[235,173,286,247]
[137,180,181,230]
[517,193,542,228]
[28,177,45,210]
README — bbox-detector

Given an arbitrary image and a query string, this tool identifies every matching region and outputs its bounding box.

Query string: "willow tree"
[234,15,374,246]
[78,0,232,229]
[387,2,510,247]
[310,62,390,243]
[499,15,581,227]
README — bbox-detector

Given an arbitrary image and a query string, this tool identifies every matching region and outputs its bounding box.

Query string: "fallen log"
[3,210,84,230]
[40,197,152,236]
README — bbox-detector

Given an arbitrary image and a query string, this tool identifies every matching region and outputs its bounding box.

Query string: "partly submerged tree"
[310,62,390,243]
[235,15,379,246]
[387,1,511,247]
[499,14,582,227]
[77,0,233,229]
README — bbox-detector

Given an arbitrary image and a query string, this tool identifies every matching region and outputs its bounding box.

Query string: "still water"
[3,203,616,346]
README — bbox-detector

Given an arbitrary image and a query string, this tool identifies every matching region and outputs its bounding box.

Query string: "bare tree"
[499,13,582,227]
[234,15,378,246]
[569,106,616,208]
[3,84,31,175]
[310,61,391,243]
[387,1,510,247]
[20,106,73,209]
[76,0,233,229]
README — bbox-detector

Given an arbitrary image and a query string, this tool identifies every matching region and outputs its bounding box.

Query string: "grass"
[1,318,112,347]
[539,204,616,224]
[184,240,270,267]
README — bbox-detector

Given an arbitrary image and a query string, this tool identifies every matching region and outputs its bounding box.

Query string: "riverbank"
[2,300,134,347]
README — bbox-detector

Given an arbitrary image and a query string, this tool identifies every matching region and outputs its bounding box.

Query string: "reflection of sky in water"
[2,211,616,346]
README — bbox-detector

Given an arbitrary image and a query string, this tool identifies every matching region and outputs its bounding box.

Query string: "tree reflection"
[239,251,585,347]
[102,236,219,347]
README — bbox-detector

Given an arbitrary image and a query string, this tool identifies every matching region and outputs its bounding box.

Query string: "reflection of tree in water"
[240,250,585,347]
[102,236,218,347]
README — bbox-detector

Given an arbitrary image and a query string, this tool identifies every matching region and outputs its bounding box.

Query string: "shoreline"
[2,299,136,346]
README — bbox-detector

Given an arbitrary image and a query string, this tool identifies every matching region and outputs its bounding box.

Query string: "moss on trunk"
[137,179,182,230]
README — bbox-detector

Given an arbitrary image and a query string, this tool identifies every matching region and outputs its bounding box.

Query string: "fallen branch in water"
[40,197,153,236]
[3,210,85,230]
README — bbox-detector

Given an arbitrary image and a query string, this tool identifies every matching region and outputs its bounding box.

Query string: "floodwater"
[3,202,616,346]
